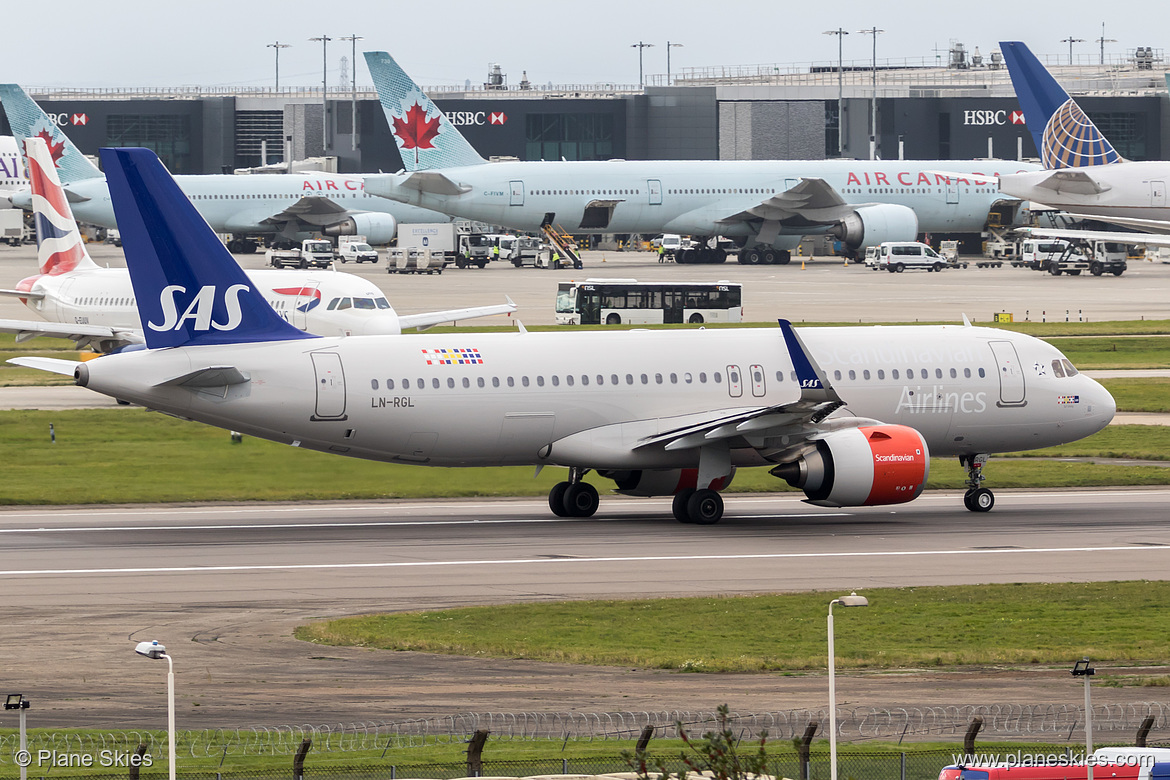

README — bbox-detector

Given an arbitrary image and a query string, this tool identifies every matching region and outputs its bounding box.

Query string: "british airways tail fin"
[363,51,487,171]
[999,41,1123,168]
[25,137,99,276]
[99,147,315,349]
[0,84,104,184]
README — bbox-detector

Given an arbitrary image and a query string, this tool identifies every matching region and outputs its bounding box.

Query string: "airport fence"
[4,703,1170,766]
[0,751,1001,780]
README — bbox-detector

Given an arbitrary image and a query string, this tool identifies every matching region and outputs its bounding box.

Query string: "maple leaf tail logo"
[33,129,67,167]
[391,102,441,167]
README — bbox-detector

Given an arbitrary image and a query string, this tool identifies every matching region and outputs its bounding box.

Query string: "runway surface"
[3,489,1170,728]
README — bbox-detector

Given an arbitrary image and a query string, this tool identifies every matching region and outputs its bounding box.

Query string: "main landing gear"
[960,453,994,512]
[548,467,599,518]
[671,488,725,525]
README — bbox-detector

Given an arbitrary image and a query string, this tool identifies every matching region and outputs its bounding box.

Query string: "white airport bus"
[555,279,743,325]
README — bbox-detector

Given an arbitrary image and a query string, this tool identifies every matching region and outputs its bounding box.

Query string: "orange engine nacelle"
[771,425,929,507]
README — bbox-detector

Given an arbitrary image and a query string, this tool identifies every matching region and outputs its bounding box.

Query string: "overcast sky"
[4,0,1162,89]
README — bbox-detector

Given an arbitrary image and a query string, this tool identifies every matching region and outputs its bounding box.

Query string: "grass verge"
[295,582,1170,672]
[0,410,1168,504]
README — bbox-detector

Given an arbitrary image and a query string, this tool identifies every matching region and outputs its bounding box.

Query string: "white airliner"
[947,42,1170,223]
[0,138,516,353]
[11,147,1115,521]
[360,51,1040,264]
[0,84,451,250]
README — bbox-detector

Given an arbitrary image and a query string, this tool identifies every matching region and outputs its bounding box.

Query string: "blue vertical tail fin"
[999,41,1123,168]
[363,51,487,171]
[0,84,104,184]
[99,147,315,349]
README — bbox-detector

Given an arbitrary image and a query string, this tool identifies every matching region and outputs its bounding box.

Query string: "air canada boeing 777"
[361,51,1040,264]
[0,84,451,250]
[11,148,1114,521]
[0,138,515,353]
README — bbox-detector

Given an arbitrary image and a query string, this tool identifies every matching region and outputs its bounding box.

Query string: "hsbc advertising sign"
[447,110,508,126]
[963,108,1026,126]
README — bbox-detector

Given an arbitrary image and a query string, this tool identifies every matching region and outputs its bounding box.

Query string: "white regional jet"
[11,147,1115,520]
[0,84,450,251]
[946,42,1170,223]
[0,138,516,353]
[361,51,1040,264]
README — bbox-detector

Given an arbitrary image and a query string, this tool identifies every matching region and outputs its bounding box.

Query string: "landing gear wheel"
[563,482,599,517]
[743,249,761,265]
[549,482,571,517]
[687,489,724,524]
[672,489,696,523]
[964,487,994,513]
[775,250,791,265]
[761,249,777,264]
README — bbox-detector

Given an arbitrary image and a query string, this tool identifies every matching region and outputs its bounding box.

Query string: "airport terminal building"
[3,48,1167,175]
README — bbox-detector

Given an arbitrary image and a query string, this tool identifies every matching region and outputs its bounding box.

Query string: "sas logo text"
[149,284,248,332]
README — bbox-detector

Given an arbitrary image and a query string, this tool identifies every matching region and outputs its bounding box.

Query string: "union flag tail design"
[0,84,104,184]
[1000,41,1123,169]
[363,51,486,172]
[25,137,98,276]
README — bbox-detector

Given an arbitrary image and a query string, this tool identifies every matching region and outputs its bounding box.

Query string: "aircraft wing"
[6,356,81,376]
[1065,213,1170,233]
[0,318,143,349]
[718,177,853,225]
[397,297,518,332]
[1019,227,1170,248]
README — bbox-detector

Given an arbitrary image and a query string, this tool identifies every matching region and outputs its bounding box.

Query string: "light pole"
[267,41,290,90]
[1061,36,1085,65]
[5,694,29,780]
[631,41,654,88]
[134,641,175,780]
[666,41,683,86]
[823,29,849,156]
[857,28,884,160]
[339,35,363,151]
[309,35,333,154]
[828,592,869,780]
[1072,658,1095,780]
[1096,24,1116,66]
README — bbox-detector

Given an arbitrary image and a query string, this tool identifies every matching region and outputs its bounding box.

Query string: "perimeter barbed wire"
[3,704,1170,763]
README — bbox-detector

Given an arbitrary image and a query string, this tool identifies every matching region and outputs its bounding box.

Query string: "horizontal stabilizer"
[0,288,45,300]
[6,356,81,375]
[1031,169,1111,195]
[401,171,472,196]
[156,365,251,388]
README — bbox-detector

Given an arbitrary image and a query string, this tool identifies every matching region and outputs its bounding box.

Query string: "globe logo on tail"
[1041,98,1123,168]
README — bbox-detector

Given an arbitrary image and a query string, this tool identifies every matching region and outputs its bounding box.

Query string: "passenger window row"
[370,371,728,392]
[775,366,988,382]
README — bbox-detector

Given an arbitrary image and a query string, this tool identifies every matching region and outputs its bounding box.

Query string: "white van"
[1018,239,1090,274]
[875,242,947,273]
[864,245,881,269]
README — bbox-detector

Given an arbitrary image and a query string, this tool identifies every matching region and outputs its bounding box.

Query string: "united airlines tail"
[25,137,99,276]
[363,51,487,171]
[999,41,1123,168]
[99,147,315,349]
[0,84,104,184]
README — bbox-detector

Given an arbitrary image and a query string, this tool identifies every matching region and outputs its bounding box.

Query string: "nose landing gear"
[961,454,994,512]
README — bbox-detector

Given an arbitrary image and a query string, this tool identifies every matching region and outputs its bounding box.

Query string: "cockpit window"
[1062,359,1078,377]
[327,298,340,311]
[353,297,377,310]
[376,297,392,310]
[1051,359,1066,378]
[337,297,352,310]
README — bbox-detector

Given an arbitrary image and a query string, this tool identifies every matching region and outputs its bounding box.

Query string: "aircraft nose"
[1083,375,1116,434]
[359,315,403,336]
